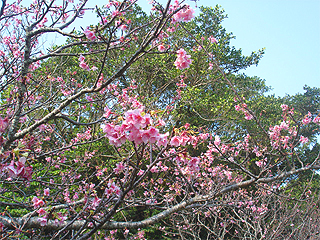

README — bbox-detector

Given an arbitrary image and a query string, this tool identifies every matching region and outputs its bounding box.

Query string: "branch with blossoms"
[1,94,319,238]
[1,163,319,231]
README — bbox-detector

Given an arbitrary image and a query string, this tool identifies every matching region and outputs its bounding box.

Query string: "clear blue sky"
[139,0,320,97]
[203,0,320,97]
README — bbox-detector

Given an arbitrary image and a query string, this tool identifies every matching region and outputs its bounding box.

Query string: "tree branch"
[1,165,319,231]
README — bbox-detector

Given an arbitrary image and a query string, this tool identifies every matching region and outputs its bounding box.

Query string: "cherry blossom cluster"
[172,5,195,23]
[208,36,218,44]
[104,181,121,197]
[174,153,201,174]
[235,103,253,120]
[302,112,312,124]
[174,48,192,70]
[115,19,131,31]
[278,104,320,147]
[79,55,93,71]
[101,108,168,147]
[158,44,166,52]
[0,157,32,181]
[206,133,251,159]
[268,120,296,149]
[313,116,320,124]
[169,131,208,148]
[88,182,121,208]
[84,28,97,41]
[71,128,92,144]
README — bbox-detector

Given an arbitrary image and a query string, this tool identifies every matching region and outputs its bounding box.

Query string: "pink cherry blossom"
[54,213,67,225]
[79,55,90,71]
[170,136,181,147]
[302,113,312,125]
[91,66,98,71]
[188,157,200,172]
[84,28,96,41]
[114,162,126,174]
[157,118,166,126]
[244,112,253,120]
[179,136,189,146]
[44,188,50,196]
[313,116,320,124]
[6,158,32,181]
[157,133,168,147]
[103,107,113,118]
[0,116,8,133]
[141,127,159,144]
[120,24,128,31]
[173,6,195,23]
[37,208,47,216]
[281,104,289,111]
[32,196,45,209]
[101,108,168,147]
[127,129,143,145]
[167,27,175,32]
[112,10,121,17]
[300,136,309,144]
[79,55,85,62]
[106,182,121,197]
[214,135,221,146]
[209,36,218,44]
[158,44,166,52]
[150,166,159,173]
[79,61,90,71]
[256,159,266,168]
[73,192,79,200]
[280,121,289,130]
[91,196,101,209]
[174,48,192,70]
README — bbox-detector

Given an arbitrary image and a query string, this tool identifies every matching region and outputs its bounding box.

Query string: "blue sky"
[193,0,320,97]
[138,0,320,97]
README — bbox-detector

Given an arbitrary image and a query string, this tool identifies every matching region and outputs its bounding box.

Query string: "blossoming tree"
[0,0,319,239]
